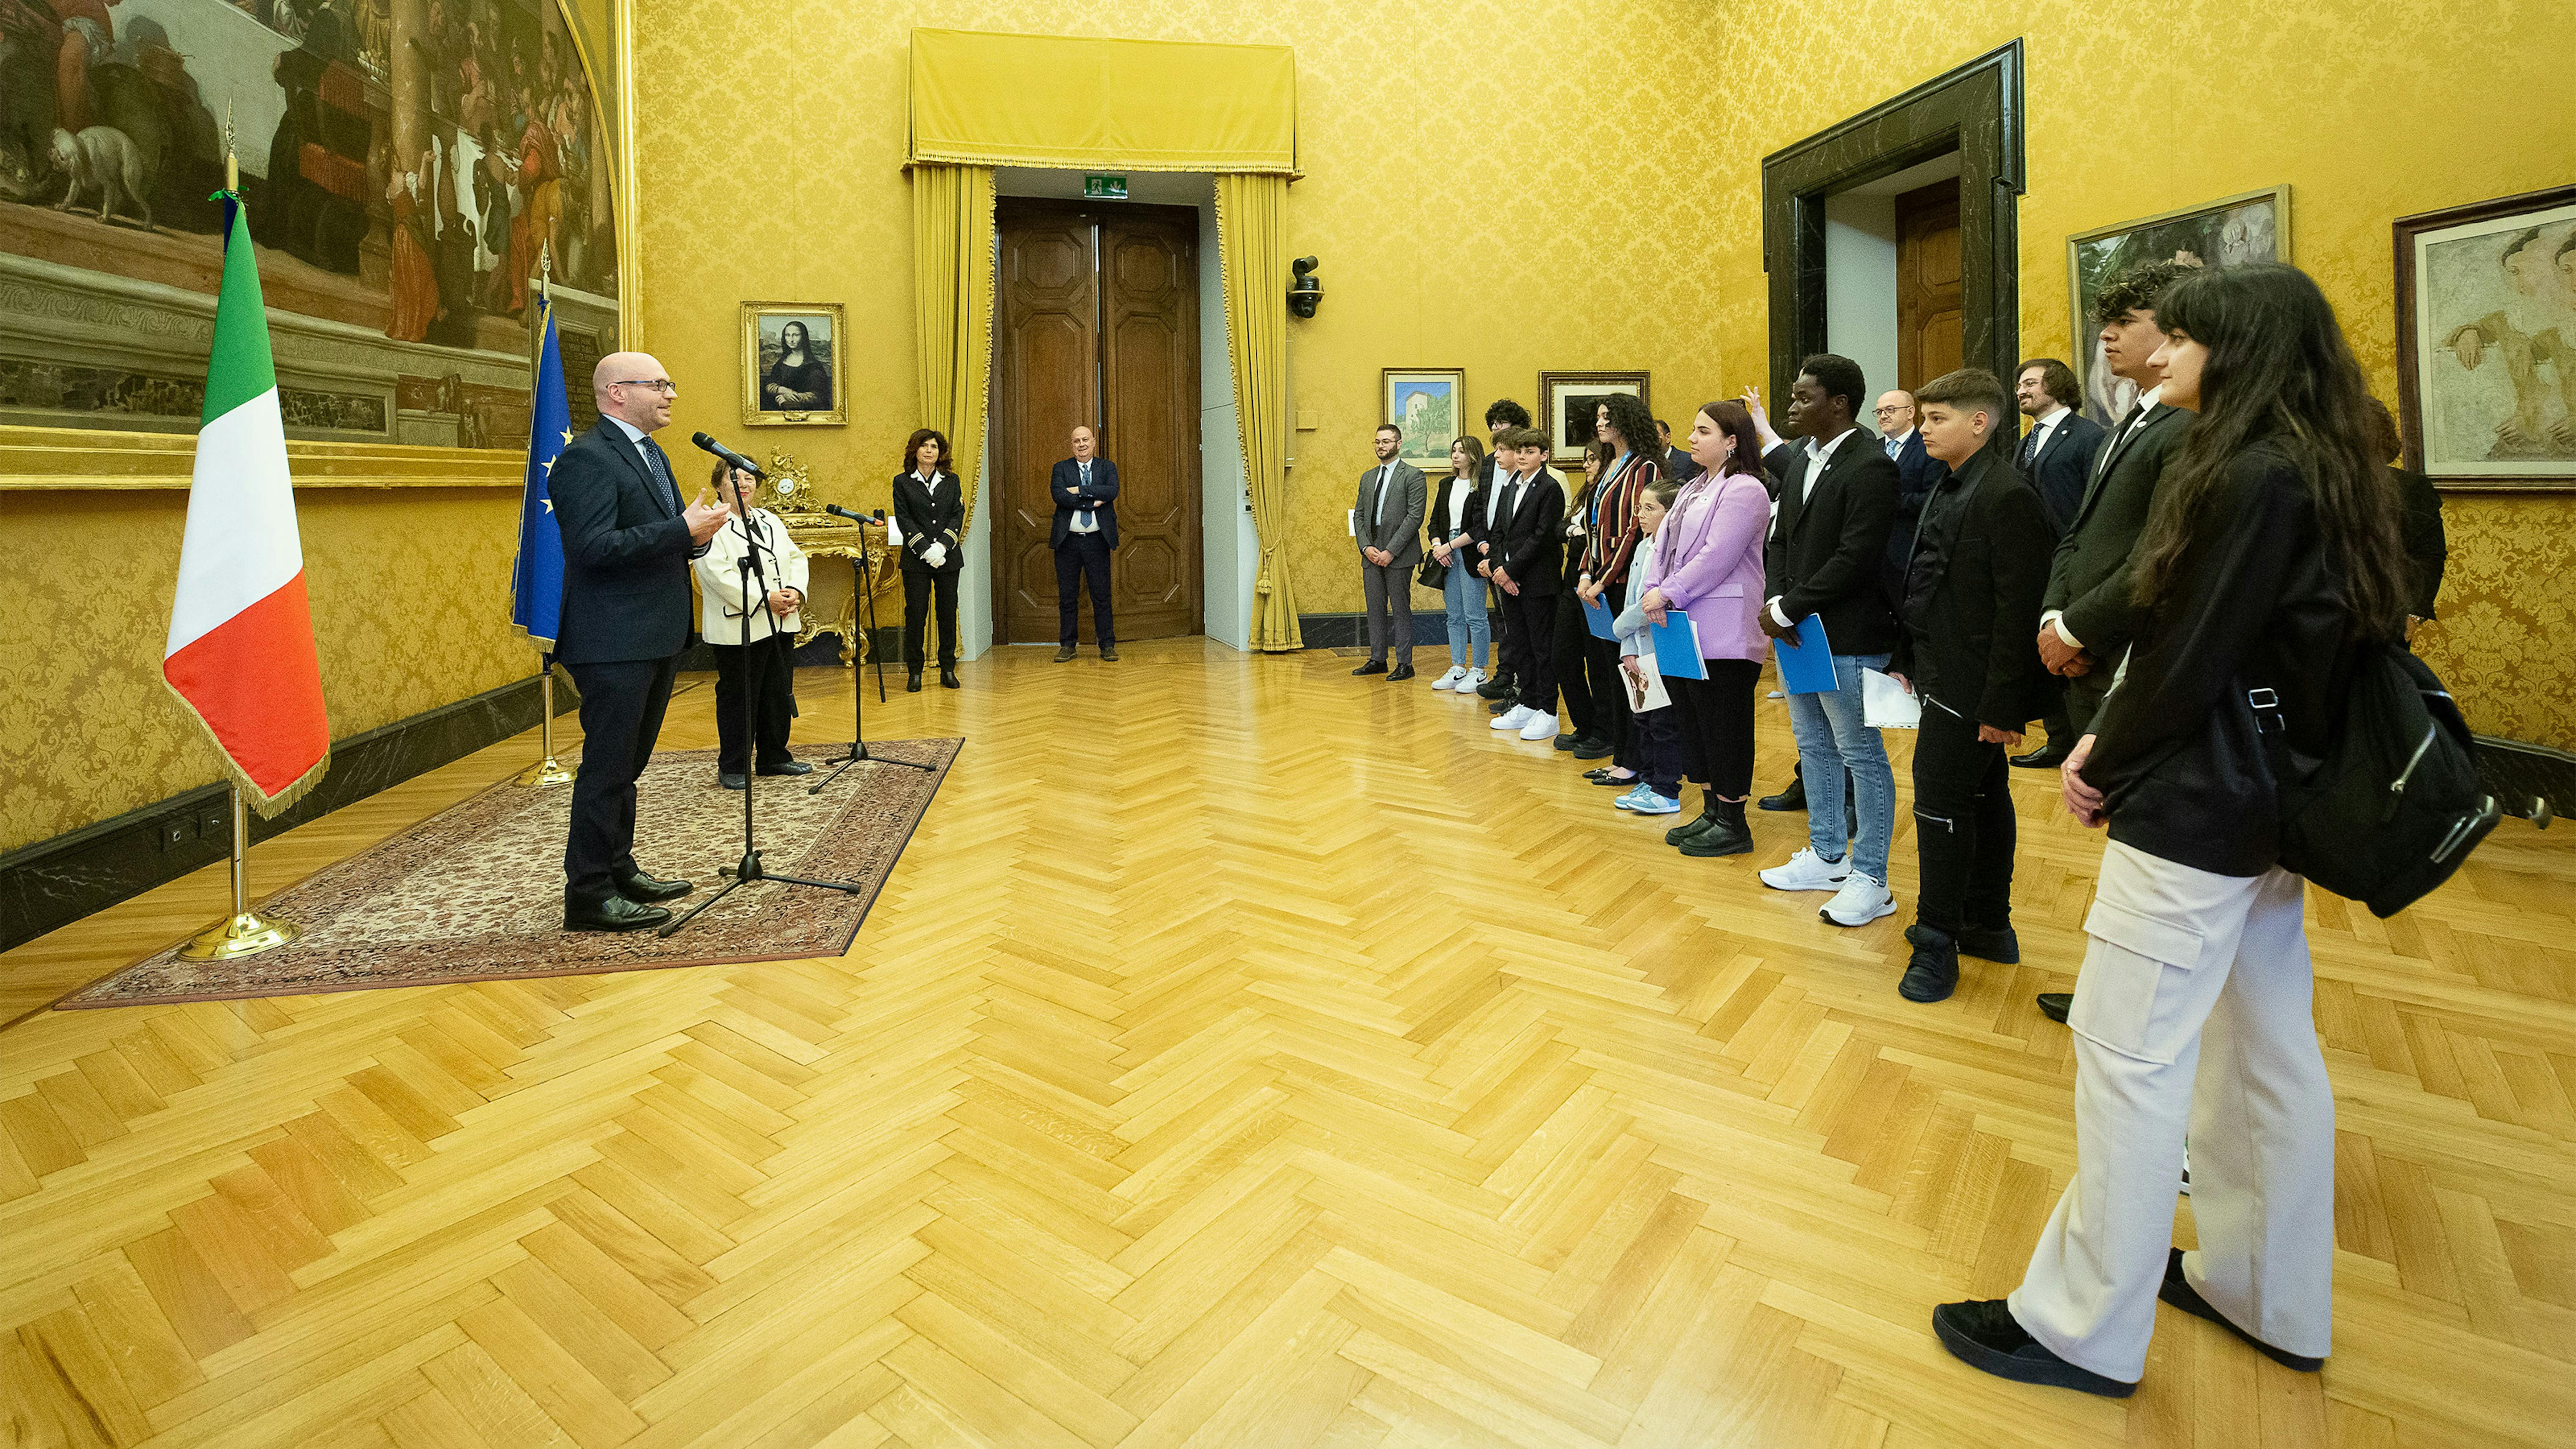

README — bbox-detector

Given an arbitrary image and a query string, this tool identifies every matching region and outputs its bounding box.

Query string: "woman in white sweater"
[692,464,810,789]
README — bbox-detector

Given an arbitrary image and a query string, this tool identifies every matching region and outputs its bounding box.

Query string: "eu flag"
[510,303,571,654]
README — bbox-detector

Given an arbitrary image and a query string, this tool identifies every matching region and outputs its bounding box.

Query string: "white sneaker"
[1766,689,1785,700]
[1431,666,1468,691]
[1457,668,1486,695]
[1820,872,1896,927]
[1518,710,1559,741]
[1760,848,1851,893]
[1492,704,1535,731]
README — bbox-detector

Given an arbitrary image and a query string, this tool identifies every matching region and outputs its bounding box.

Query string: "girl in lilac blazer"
[1639,399,1775,856]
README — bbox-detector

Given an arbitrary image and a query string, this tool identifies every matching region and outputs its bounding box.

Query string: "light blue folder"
[1773,613,1838,694]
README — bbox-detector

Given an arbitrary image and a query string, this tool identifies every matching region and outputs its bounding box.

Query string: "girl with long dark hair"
[1937,264,2412,1396]
[1569,393,1665,776]
[1645,401,1774,856]
[1427,436,1492,691]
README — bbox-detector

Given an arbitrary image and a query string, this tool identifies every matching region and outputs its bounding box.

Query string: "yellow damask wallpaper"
[1694,0,2575,747]
[0,492,535,854]
[627,0,1736,623]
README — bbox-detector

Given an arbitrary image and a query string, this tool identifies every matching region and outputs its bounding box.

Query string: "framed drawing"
[2396,186,2576,490]
[1382,369,1464,471]
[741,302,846,426]
[1538,371,1650,464]
[2067,186,2290,424]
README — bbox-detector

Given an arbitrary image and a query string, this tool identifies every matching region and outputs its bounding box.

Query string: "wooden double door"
[993,198,1203,644]
[1895,180,1963,391]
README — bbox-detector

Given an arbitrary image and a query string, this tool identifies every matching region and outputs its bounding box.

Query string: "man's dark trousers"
[1910,707,2016,935]
[1055,533,1114,647]
[563,653,680,903]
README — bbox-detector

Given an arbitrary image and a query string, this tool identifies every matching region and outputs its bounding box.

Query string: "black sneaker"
[1932,1300,2136,1398]
[2158,1250,2322,1371]
[1900,924,1960,1003]
[1957,924,2021,964]
[1476,674,1516,699]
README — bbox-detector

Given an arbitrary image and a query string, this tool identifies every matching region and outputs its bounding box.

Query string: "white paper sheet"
[1862,669,1922,730]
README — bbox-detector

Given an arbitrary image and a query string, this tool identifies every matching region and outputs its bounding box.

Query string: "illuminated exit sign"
[1083,175,1128,199]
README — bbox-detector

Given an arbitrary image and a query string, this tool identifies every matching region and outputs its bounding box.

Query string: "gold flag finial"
[223,102,237,192]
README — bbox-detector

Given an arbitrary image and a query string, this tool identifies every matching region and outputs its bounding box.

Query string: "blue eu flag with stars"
[511,303,572,655]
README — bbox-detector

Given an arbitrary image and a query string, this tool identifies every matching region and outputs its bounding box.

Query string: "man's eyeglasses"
[613,378,677,394]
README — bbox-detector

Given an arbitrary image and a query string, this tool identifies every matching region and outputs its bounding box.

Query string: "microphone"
[823,503,864,522]
[692,432,765,478]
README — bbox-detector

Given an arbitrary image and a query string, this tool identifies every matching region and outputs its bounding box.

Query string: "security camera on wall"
[1287,256,1322,318]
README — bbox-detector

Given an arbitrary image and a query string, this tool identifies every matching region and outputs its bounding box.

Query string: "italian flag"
[162,198,330,815]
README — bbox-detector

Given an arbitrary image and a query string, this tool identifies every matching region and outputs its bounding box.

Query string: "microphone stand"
[661,505,860,937]
[812,510,934,794]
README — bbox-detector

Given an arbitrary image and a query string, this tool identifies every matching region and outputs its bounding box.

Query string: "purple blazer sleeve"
[1656,475,1769,611]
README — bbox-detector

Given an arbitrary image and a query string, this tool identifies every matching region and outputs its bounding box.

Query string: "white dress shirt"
[2043,387,2162,648]
[1769,428,1860,628]
[605,414,680,508]
[1069,458,1099,533]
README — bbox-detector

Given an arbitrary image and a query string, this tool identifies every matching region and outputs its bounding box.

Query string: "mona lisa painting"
[741,302,846,425]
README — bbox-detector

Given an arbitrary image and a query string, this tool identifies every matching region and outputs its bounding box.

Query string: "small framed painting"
[1538,371,1649,464]
[1381,369,1464,471]
[2067,186,2289,425]
[741,302,846,426]
[2396,186,2576,489]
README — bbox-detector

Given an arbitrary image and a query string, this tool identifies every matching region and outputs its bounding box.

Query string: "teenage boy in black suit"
[1485,428,1567,743]
[1885,369,2057,1003]
[1476,399,1533,706]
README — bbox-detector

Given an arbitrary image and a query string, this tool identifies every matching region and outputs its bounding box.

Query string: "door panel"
[993,199,1202,644]
[1895,180,1964,392]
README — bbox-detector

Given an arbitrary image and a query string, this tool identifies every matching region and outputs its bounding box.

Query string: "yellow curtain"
[910,30,1296,173]
[1216,173,1300,651]
[910,163,997,545]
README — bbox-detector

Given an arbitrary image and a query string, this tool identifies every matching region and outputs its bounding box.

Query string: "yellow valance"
[908,29,1297,174]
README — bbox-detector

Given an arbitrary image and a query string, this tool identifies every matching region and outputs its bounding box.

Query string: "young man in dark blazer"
[1757,354,1903,928]
[550,352,729,932]
[2008,358,2105,770]
[1351,424,1426,680]
[1474,399,1532,706]
[1048,424,1120,662]
[1485,428,1567,743]
[1885,370,2058,1003]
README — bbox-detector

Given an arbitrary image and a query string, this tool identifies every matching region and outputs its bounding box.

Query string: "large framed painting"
[2396,186,2576,490]
[2067,186,2290,424]
[0,0,623,447]
[1381,368,1462,471]
[1538,370,1649,465]
[741,303,845,426]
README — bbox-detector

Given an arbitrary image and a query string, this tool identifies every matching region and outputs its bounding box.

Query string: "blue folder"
[1648,614,1706,680]
[1773,613,1838,694]
[1581,592,1616,640]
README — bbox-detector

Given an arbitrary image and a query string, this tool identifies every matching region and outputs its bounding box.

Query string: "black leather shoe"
[1591,772,1637,787]
[613,870,692,904]
[1100,645,1119,661]
[1387,663,1416,681]
[1352,659,1389,676]
[2036,992,2072,1024]
[1476,674,1515,699]
[1553,731,1583,751]
[2158,1250,2322,1371]
[907,669,923,693]
[1957,924,2021,964]
[1678,801,1752,857]
[1488,696,1515,714]
[1054,646,1077,663]
[1759,777,1807,812]
[565,894,671,933]
[2012,745,2070,770]
[1666,808,1717,845]
[1571,736,1614,760]
[720,772,747,790]
[1901,925,1960,1003]
[940,665,960,689]
[1932,1300,2135,1397]
[757,760,813,776]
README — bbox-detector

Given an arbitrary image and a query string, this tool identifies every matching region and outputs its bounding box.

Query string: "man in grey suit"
[1352,424,1427,680]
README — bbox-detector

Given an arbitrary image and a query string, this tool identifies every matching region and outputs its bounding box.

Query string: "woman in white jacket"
[693,464,810,789]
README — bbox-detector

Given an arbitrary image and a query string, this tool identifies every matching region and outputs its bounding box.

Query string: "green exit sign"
[1083,175,1128,199]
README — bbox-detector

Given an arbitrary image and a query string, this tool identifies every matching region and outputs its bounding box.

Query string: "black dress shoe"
[1901,925,1961,1003]
[2036,992,2072,1024]
[1957,924,2021,964]
[565,894,671,933]
[940,665,960,689]
[1677,799,1753,857]
[613,870,692,904]
[2159,1250,2322,1370]
[1386,663,1416,681]
[1592,772,1638,787]
[2012,745,2070,769]
[1352,659,1389,676]
[1932,1300,2135,1397]
[1758,777,1807,812]
[907,669,923,693]
[720,772,747,790]
[1571,736,1614,760]
[757,760,813,776]
[1553,731,1582,751]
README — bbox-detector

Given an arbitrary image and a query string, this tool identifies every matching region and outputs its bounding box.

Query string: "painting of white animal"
[51,126,152,233]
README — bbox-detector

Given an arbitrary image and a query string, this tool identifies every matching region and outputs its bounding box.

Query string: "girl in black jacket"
[1934,264,2413,1397]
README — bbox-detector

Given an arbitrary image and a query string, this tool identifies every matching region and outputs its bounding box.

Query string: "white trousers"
[2010,840,2335,1382]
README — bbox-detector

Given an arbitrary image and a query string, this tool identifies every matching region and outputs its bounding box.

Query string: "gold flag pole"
[518,240,574,787]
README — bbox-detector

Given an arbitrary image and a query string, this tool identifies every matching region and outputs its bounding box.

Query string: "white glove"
[924,541,947,569]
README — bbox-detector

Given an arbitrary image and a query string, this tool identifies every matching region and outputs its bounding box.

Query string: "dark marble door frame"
[1762,42,2027,402]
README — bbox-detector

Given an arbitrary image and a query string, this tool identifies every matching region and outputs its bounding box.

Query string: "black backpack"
[2251,643,2501,918]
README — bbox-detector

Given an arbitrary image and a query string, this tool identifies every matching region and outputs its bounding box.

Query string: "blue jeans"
[1440,560,1490,670]
[1783,651,1896,882]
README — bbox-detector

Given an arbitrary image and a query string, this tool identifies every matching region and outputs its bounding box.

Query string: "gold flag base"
[518,667,575,787]
[178,907,301,961]
[516,756,575,787]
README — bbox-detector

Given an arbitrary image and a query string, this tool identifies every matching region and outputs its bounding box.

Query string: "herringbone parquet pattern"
[3,640,2570,1448]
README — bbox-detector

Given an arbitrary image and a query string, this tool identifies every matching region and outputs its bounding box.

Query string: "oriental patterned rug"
[58,739,960,1008]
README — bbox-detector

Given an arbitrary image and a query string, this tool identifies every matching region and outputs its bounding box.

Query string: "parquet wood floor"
[3,639,2571,1449]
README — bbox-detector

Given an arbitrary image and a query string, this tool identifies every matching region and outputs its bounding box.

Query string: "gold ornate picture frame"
[741,301,847,426]
[1537,371,1650,465]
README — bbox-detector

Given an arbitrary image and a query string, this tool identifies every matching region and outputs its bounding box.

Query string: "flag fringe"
[161,675,331,821]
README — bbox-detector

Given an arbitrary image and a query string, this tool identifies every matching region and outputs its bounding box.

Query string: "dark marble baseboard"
[2477,735,2575,824]
[1,674,578,954]
[1296,613,1367,649]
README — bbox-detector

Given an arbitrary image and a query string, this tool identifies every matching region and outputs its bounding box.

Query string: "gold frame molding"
[0,426,520,490]
[740,302,850,428]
